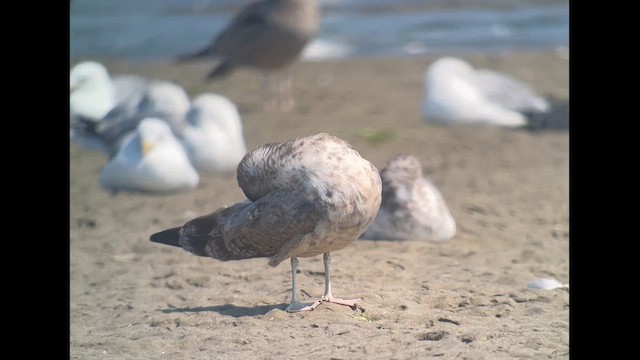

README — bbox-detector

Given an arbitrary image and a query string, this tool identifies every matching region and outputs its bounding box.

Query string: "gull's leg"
[261,72,278,112]
[321,252,361,308]
[285,257,322,313]
[278,70,294,112]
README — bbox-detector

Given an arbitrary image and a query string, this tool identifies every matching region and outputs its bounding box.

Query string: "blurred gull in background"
[422,57,549,127]
[181,93,248,175]
[134,81,192,139]
[70,61,190,154]
[95,81,192,154]
[70,1,568,62]
[361,154,456,242]
[526,97,569,131]
[99,118,199,194]
[70,61,118,126]
[177,0,320,111]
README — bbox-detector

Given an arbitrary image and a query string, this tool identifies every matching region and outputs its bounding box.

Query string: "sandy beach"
[70,50,569,359]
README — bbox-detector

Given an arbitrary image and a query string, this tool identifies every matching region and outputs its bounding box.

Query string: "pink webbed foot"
[285,300,323,313]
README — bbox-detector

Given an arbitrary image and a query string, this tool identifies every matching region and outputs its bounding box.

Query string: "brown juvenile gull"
[360,154,456,242]
[150,133,382,312]
[178,0,319,112]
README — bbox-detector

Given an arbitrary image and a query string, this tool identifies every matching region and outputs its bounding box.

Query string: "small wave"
[301,39,354,61]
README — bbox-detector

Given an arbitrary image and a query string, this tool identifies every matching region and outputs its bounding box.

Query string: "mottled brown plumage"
[150,133,382,312]
[360,154,456,242]
[178,0,319,111]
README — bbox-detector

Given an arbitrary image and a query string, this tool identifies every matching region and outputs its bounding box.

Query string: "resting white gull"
[178,0,319,111]
[150,133,382,312]
[181,93,248,175]
[94,80,191,152]
[99,118,199,194]
[70,61,152,134]
[70,61,190,153]
[361,155,456,242]
[422,57,549,127]
[70,62,117,125]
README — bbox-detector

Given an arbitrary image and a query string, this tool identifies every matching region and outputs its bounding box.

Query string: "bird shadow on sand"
[160,303,288,317]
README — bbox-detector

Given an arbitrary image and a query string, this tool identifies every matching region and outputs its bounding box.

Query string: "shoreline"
[70,45,570,65]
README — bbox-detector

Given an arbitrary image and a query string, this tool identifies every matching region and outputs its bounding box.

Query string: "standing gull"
[150,133,382,312]
[422,57,549,127]
[361,155,456,242]
[178,0,319,111]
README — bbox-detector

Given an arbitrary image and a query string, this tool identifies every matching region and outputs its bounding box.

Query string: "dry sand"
[70,51,569,359]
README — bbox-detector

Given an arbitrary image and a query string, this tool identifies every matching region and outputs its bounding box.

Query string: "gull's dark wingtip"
[150,227,182,248]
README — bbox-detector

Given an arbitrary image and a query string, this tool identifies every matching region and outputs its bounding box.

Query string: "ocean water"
[69,0,569,61]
